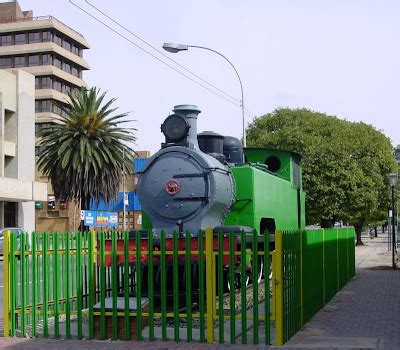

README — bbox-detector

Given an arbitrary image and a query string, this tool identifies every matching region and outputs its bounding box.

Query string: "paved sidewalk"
[283,234,400,349]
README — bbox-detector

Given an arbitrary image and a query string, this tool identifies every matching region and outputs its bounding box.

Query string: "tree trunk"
[354,223,363,245]
[374,227,378,237]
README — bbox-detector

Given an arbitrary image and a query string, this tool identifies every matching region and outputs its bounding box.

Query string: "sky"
[19,0,400,154]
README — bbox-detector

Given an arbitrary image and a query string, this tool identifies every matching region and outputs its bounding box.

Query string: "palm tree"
[37,87,136,211]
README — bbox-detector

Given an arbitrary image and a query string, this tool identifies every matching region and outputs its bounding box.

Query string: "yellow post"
[3,230,10,336]
[275,230,284,346]
[91,228,96,265]
[205,227,215,344]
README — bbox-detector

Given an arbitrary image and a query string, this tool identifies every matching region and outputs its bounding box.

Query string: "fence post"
[3,230,10,337]
[322,229,326,305]
[336,228,339,292]
[274,230,284,346]
[300,230,304,327]
[205,227,215,344]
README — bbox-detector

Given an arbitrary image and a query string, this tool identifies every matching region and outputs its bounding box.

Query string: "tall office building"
[0,1,90,231]
[0,69,47,231]
[0,0,90,140]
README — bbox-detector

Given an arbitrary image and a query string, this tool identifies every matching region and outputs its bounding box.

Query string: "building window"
[54,57,62,69]
[40,77,51,89]
[72,44,79,55]
[54,34,62,46]
[35,122,54,137]
[0,35,12,46]
[41,100,52,112]
[0,57,12,68]
[63,40,71,51]
[15,33,26,45]
[28,55,39,66]
[14,56,26,67]
[28,32,40,43]
[53,104,62,115]
[71,66,78,77]
[53,80,62,92]
[63,84,71,94]
[42,31,52,42]
[35,77,40,89]
[63,62,71,74]
[42,54,52,65]
[35,100,40,112]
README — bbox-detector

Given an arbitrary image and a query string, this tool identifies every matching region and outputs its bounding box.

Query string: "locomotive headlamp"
[161,114,189,142]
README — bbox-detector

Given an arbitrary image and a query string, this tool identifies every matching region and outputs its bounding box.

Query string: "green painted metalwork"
[198,229,205,343]
[280,228,356,344]
[229,231,235,344]
[185,230,192,342]
[4,227,353,346]
[77,232,83,339]
[53,233,60,338]
[10,233,16,335]
[135,230,143,341]
[240,230,247,344]
[160,230,167,341]
[111,232,118,340]
[88,231,94,339]
[147,231,154,341]
[99,232,106,340]
[123,230,131,341]
[31,232,37,337]
[20,233,26,336]
[217,230,224,344]
[264,230,270,345]
[252,230,259,344]
[173,230,179,342]
[26,235,30,330]
[225,149,305,234]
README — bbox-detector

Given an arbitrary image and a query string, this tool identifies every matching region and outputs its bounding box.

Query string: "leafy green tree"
[247,108,396,244]
[37,87,136,210]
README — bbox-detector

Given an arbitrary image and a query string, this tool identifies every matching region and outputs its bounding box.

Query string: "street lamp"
[389,172,398,270]
[162,42,247,147]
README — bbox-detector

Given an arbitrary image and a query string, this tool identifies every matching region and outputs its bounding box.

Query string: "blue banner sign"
[83,210,118,228]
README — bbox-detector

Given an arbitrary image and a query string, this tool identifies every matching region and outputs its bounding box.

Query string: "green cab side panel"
[244,148,303,189]
[225,164,305,234]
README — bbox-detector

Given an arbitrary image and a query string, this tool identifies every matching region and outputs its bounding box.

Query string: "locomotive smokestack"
[172,104,201,149]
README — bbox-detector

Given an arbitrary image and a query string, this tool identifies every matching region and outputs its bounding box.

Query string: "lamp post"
[162,42,247,147]
[389,172,398,270]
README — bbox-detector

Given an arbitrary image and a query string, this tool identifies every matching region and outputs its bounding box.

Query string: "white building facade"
[0,69,47,231]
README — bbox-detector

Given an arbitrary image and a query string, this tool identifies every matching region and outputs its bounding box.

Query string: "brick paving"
[0,233,399,349]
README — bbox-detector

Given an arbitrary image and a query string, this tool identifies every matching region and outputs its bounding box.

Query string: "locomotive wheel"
[250,260,264,285]
[225,260,264,292]
[226,269,251,291]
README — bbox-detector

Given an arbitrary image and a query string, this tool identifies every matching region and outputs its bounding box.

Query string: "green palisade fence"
[3,229,271,345]
[3,228,354,345]
[279,227,356,344]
